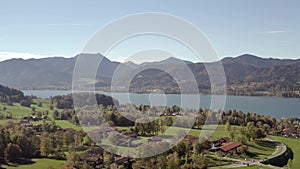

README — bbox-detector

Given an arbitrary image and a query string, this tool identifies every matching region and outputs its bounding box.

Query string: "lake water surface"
[23,90,300,119]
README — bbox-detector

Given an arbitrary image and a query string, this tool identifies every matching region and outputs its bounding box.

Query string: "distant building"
[148,136,162,143]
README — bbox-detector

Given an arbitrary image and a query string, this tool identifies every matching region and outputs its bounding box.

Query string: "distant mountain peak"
[123,61,139,69]
[158,57,193,64]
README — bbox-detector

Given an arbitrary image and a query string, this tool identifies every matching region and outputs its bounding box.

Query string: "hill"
[0,84,26,103]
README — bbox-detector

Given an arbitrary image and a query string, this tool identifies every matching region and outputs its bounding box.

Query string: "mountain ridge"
[0,53,299,97]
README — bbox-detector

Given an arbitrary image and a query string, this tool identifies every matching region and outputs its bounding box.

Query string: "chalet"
[218,142,242,155]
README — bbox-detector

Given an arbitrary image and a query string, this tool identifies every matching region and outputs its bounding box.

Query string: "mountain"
[0,53,129,89]
[0,53,299,97]
[222,54,296,68]
[0,57,76,89]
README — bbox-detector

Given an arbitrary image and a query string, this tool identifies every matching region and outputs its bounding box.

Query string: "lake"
[23,90,300,119]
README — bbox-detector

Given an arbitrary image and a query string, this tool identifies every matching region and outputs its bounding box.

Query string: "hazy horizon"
[1,52,299,65]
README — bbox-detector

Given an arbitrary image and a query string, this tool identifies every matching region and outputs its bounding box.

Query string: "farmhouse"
[218,142,242,155]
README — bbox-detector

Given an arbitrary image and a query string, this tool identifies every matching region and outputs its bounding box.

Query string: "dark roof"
[212,137,230,147]
[212,137,230,144]
[89,127,116,134]
[125,133,137,138]
[220,142,242,152]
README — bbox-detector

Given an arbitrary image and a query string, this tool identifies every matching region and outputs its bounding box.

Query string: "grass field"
[232,165,272,169]
[0,102,36,119]
[246,140,276,160]
[2,158,65,169]
[0,99,57,120]
[273,136,300,169]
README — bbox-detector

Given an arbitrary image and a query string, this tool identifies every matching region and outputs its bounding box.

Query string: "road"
[209,136,287,169]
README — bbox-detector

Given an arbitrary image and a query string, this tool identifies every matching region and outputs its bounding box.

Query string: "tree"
[64,130,75,147]
[20,99,31,107]
[103,151,114,166]
[287,158,293,169]
[156,155,167,169]
[74,130,85,147]
[63,152,81,169]
[193,142,202,155]
[166,152,180,169]
[40,133,54,156]
[245,122,256,141]
[38,102,43,107]
[52,110,59,120]
[0,129,9,160]
[4,143,22,162]
[16,134,36,158]
[191,154,208,169]
[225,121,231,133]
[229,126,237,141]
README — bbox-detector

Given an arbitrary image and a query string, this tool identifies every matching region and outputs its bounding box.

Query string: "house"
[184,135,199,143]
[115,133,139,147]
[22,116,39,122]
[32,124,43,132]
[89,127,116,135]
[218,142,242,155]
[21,123,33,127]
[148,136,162,143]
[125,132,138,138]
[114,156,135,168]
[211,137,230,148]
[63,128,77,134]
[78,148,104,169]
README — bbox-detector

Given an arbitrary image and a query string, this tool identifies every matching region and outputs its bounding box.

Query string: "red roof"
[184,135,199,142]
[220,142,241,152]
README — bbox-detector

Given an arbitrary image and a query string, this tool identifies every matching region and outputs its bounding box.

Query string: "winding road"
[209,136,287,169]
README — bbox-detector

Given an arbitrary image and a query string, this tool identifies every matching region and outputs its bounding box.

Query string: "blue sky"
[0,0,299,62]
